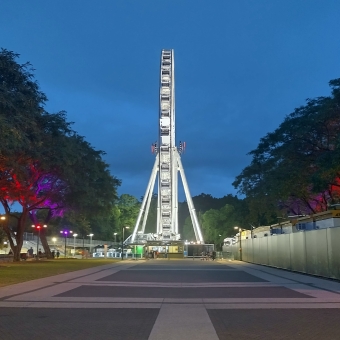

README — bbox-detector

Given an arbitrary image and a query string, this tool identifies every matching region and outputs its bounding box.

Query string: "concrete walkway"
[1,259,340,339]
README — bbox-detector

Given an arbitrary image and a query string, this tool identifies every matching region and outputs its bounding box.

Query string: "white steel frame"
[131,49,204,244]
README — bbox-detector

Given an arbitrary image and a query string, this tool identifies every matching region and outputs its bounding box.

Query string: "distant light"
[0,216,6,220]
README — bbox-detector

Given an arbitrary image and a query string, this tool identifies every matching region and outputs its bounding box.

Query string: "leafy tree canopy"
[0,49,120,260]
[234,78,340,215]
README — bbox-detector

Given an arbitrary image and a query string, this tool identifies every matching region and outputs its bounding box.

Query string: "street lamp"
[218,234,223,251]
[32,224,47,260]
[51,237,57,259]
[60,230,73,258]
[114,232,117,244]
[121,226,130,260]
[234,226,243,261]
[87,233,94,256]
[73,233,78,257]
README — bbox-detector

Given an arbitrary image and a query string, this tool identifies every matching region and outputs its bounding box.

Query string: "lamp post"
[234,226,243,261]
[114,232,117,244]
[60,230,73,258]
[121,226,129,260]
[218,234,222,251]
[52,237,57,254]
[87,233,94,256]
[73,233,78,257]
[32,224,47,260]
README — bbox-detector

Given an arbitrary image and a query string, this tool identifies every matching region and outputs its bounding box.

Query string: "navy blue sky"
[1,1,340,201]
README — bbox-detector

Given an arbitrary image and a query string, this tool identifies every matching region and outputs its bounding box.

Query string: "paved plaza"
[1,259,340,339]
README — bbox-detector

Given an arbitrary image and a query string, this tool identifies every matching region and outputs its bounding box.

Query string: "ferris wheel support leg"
[156,176,160,234]
[177,152,205,243]
[174,169,178,234]
[131,155,159,242]
[171,147,179,234]
[141,165,158,234]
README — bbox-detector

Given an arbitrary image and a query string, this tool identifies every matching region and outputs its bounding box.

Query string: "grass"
[0,259,119,287]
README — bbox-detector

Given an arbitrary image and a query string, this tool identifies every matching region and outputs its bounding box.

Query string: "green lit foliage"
[113,194,140,240]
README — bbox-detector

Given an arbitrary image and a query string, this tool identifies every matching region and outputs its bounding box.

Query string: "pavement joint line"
[11,297,328,303]
[1,300,325,304]
[50,282,282,288]
[123,269,237,271]
[0,301,163,308]
[4,301,340,309]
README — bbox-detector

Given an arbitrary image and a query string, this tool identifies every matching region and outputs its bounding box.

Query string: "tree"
[0,49,47,156]
[0,50,120,260]
[115,194,140,240]
[0,49,50,260]
[200,204,240,247]
[234,78,340,216]
[182,216,195,241]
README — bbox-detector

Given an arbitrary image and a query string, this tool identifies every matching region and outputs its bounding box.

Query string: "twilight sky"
[1,1,339,201]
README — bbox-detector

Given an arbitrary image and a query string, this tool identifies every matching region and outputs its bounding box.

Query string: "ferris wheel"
[130,50,204,243]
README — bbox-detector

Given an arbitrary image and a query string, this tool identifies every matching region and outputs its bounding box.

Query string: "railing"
[22,232,116,247]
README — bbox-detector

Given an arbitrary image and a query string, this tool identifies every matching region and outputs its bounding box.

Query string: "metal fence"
[227,226,340,280]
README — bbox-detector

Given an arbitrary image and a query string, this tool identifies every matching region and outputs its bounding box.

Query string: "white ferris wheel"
[130,50,204,244]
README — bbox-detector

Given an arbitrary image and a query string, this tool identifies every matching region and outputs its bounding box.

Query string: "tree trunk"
[29,210,53,259]
[13,211,28,262]
[40,231,52,259]
[13,238,23,262]
[0,203,28,262]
